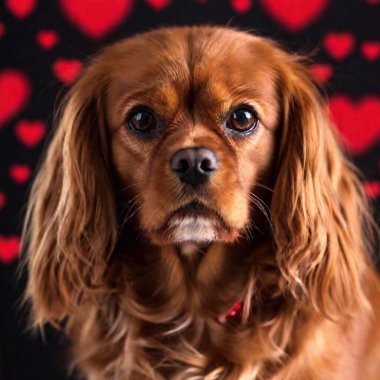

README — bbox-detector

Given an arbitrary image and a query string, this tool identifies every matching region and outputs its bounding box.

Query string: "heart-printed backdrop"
[0,0,379,379]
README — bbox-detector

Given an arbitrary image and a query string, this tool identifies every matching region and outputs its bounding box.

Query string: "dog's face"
[107,28,279,245]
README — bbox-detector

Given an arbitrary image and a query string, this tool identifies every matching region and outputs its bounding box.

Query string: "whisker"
[116,180,146,194]
[118,193,143,232]
[254,182,274,194]
[249,192,272,216]
[251,201,271,229]
[248,193,273,231]
[119,192,142,211]
[127,203,143,221]
[242,224,255,242]
[249,218,266,236]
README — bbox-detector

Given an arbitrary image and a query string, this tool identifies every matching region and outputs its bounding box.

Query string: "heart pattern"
[0,23,5,39]
[59,0,134,39]
[329,96,380,155]
[5,0,36,19]
[260,0,329,32]
[145,0,172,11]
[361,41,380,61]
[36,30,60,50]
[0,192,6,209]
[364,181,380,200]
[324,32,355,60]
[310,63,333,83]
[231,0,253,13]
[15,120,46,147]
[0,69,31,127]
[52,58,83,85]
[9,164,32,184]
[0,235,20,263]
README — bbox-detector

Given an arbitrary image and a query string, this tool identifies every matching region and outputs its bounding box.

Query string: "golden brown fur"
[21,26,380,379]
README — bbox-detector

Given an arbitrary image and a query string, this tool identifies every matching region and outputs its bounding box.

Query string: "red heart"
[0,23,5,39]
[324,32,355,60]
[36,30,59,50]
[329,95,380,155]
[363,181,380,199]
[15,120,46,147]
[0,69,31,127]
[145,0,171,11]
[231,0,253,13]
[5,0,36,18]
[52,59,83,85]
[0,192,6,209]
[260,0,329,32]
[361,41,380,61]
[9,164,31,184]
[59,0,133,39]
[0,235,20,264]
[310,63,333,83]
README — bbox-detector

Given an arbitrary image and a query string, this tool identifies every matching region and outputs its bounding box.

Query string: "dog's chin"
[170,216,217,243]
[147,202,240,246]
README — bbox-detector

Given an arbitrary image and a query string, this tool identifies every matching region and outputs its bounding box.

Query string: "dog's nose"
[170,147,218,187]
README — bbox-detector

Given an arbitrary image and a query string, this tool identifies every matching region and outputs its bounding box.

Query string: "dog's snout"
[170,147,218,187]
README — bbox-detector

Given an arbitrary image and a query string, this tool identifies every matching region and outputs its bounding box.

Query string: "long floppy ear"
[272,57,373,318]
[21,67,118,325]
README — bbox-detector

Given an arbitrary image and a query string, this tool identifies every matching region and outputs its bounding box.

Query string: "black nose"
[170,147,218,187]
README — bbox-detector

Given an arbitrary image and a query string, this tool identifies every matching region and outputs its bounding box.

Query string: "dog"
[22,26,380,379]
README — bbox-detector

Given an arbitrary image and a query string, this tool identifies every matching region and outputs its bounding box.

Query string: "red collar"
[226,300,243,318]
[218,300,243,324]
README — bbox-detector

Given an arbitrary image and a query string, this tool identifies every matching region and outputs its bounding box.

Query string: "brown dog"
[22,26,380,379]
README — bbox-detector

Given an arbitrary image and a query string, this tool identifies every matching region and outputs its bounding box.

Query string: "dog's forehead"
[105,27,279,127]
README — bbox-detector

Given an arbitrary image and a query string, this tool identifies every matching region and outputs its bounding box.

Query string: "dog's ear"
[271,57,372,318]
[21,65,118,325]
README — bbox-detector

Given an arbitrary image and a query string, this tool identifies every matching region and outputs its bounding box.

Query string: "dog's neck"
[177,241,209,256]
[117,224,273,316]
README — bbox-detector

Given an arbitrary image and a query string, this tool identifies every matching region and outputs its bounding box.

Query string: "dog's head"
[108,28,280,245]
[22,27,370,327]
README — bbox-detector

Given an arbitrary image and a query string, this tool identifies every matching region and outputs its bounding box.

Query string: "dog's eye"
[126,109,158,134]
[227,108,258,134]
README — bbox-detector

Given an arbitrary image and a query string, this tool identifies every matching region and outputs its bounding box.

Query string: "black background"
[0,0,379,379]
